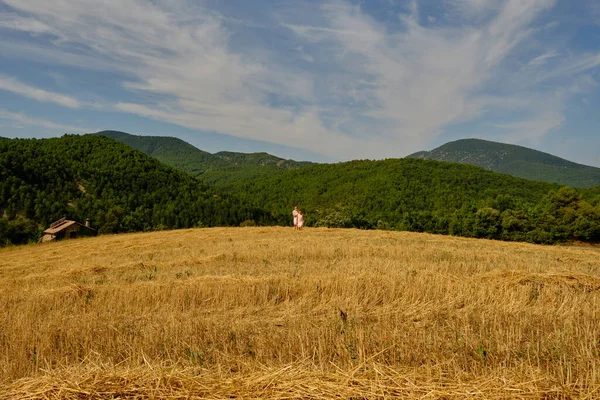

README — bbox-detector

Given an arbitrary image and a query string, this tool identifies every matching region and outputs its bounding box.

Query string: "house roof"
[43,219,96,235]
[43,220,79,235]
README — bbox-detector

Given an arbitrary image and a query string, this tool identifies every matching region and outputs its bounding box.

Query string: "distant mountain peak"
[408,138,600,188]
[93,130,313,187]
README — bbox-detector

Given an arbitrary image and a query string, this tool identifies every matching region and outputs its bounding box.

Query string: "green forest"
[229,158,600,243]
[0,135,271,245]
[1,134,599,246]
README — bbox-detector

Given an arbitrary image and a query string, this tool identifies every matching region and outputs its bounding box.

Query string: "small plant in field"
[183,288,191,307]
[147,266,157,280]
[85,290,95,304]
[528,283,543,304]
[26,346,37,366]
[345,343,358,360]
[183,348,206,366]
[477,343,488,365]
[175,270,192,279]
[139,264,158,280]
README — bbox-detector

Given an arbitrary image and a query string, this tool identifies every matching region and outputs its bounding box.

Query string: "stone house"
[40,217,97,243]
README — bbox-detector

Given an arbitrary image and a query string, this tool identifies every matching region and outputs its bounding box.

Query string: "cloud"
[494,112,564,143]
[0,109,87,132]
[0,14,52,34]
[526,50,559,67]
[533,52,600,83]
[1,0,599,159]
[0,74,81,108]
[286,0,560,149]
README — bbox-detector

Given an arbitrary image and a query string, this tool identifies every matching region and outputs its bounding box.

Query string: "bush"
[0,216,40,246]
[316,212,352,228]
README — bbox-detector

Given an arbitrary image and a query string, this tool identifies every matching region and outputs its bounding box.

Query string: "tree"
[473,208,501,239]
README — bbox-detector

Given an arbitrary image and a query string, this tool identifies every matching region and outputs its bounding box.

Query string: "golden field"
[1,227,600,399]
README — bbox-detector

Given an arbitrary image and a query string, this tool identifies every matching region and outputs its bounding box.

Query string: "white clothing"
[293,209,298,226]
[297,213,304,228]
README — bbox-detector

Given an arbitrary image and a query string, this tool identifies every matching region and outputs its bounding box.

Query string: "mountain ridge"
[408,138,600,188]
[95,131,313,186]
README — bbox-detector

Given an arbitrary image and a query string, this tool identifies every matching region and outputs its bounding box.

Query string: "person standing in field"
[297,210,305,231]
[293,206,299,230]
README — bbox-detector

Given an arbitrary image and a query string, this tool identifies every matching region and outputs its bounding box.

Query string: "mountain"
[214,150,311,169]
[0,135,272,245]
[408,138,600,188]
[94,130,228,174]
[95,131,313,188]
[2,133,599,246]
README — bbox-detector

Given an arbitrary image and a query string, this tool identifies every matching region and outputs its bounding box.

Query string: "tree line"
[227,159,600,244]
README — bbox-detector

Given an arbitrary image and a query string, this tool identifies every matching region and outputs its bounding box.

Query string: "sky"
[0,0,600,166]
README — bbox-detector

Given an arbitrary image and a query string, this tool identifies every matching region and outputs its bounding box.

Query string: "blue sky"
[1,0,599,166]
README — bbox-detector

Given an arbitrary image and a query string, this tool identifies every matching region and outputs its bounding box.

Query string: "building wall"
[55,225,88,240]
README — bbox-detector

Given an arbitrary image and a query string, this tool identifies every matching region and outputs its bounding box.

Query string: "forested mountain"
[0,135,272,245]
[96,130,313,188]
[408,138,600,188]
[213,151,311,168]
[2,133,599,247]
[229,158,600,243]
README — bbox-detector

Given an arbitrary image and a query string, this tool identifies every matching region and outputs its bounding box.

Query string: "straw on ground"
[1,227,599,399]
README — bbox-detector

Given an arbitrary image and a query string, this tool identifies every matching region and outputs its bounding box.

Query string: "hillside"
[229,158,600,243]
[214,150,312,169]
[408,138,600,188]
[2,227,600,398]
[0,135,272,245]
[2,133,599,246]
[96,130,227,174]
[95,130,313,188]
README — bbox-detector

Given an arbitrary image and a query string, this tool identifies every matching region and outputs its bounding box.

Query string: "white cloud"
[0,14,52,34]
[495,112,564,143]
[286,0,559,151]
[0,74,81,108]
[0,109,87,132]
[534,52,600,83]
[1,0,599,159]
[526,50,559,67]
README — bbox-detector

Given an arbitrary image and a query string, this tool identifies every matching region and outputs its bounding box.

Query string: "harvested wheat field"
[1,227,600,399]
